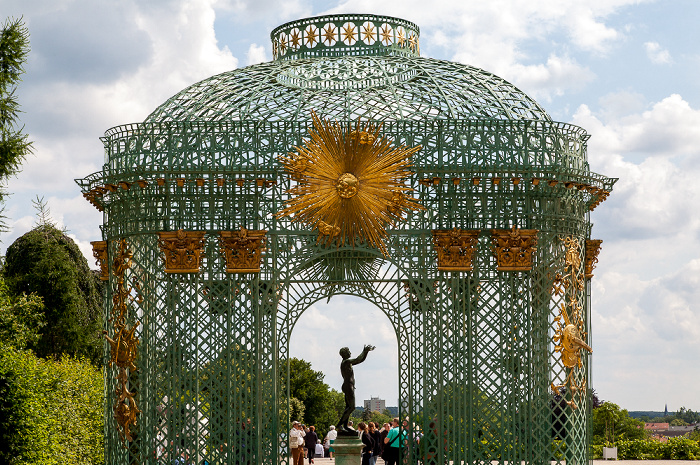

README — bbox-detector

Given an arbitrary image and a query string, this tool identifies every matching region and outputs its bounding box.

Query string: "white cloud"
[246,43,268,65]
[644,41,673,64]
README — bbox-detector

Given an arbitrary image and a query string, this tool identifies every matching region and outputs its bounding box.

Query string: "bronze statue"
[337,345,375,433]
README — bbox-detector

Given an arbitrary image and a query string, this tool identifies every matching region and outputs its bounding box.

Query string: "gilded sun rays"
[277,113,423,256]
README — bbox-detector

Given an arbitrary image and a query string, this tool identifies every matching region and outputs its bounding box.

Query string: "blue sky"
[1,0,699,412]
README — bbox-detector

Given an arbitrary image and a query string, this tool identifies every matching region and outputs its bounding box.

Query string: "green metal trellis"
[78,13,616,465]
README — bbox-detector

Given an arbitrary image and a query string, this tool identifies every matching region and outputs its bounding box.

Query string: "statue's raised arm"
[349,344,375,365]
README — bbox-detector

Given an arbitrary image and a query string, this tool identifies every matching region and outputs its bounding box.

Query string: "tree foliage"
[0,348,104,465]
[3,224,103,364]
[591,402,647,446]
[284,358,338,431]
[0,275,44,351]
[0,17,32,220]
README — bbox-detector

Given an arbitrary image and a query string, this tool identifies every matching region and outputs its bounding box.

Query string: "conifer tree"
[0,17,32,227]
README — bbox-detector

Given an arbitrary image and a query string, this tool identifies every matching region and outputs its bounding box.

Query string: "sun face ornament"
[277,112,423,256]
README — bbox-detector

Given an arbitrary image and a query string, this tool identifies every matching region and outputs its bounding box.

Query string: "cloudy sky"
[2,0,699,413]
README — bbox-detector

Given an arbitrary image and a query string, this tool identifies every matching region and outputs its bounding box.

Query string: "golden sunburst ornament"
[277,112,423,256]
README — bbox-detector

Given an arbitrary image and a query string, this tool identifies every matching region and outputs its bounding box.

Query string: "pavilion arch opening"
[285,296,401,435]
[276,247,417,449]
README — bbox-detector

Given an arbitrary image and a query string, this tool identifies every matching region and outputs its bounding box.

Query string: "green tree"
[591,402,647,446]
[0,17,32,224]
[285,358,336,429]
[0,275,44,351]
[4,224,103,364]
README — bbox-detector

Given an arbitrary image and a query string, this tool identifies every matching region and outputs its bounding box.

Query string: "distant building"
[645,423,669,432]
[364,397,386,413]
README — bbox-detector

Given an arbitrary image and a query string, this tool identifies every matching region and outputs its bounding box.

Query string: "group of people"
[358,418,411,465]
[290,417,411,465]
[289,421,326,465]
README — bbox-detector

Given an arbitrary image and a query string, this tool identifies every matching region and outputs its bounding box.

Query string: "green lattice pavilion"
[78,13,616,465]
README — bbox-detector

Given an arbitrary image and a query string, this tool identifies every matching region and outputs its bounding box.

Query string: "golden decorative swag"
[491,227,538,271]
[104,239,143,444]
[432,229,480,272]
[551,236,592,409]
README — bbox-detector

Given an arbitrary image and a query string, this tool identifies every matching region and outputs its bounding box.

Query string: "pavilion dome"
[145,14,551,124]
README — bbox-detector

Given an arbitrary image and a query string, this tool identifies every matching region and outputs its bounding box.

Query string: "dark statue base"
[332,434,364,465]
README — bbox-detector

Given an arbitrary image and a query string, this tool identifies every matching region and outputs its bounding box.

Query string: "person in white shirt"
[290,421,306,465]
[315,439,324,458]
[326,425,337,459]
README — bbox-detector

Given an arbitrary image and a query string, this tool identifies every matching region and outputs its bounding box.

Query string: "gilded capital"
[157,229,206,273]
[220,228,267,273]
[91,240,109,281]
[432,228,480,272]
[585,239,603,279]
[491,227,538,271]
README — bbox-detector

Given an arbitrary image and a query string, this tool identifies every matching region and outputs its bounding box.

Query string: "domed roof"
[145,14,550,124]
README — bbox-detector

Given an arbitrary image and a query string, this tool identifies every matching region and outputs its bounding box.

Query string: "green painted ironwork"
[77,13,616,465]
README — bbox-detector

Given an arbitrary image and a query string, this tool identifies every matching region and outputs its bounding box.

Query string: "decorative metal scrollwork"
[491,226,538,271]
[432,228,480,272]
[220,228,267,273]
[104,238,143,444]
[551,236,592,409]
[157,229,206,273]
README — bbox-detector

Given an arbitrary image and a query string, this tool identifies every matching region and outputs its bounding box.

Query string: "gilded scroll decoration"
[157,229,206,273]
[220,228,268,273]
[104,238,143,444]
[551,236,592,409]
[491,226,538,271]
[91,240,109,281]
[432,228,480,272]
[585,239,603,279]
[277,112,423,256]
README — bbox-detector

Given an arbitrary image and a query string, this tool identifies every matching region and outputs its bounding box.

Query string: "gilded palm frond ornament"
[551,236,592,409]
[277,112,423,256]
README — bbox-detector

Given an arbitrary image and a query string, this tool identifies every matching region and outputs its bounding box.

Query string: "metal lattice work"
[78,13,616,465]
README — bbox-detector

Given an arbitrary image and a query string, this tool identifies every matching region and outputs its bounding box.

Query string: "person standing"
[305,426,319,464]
[290,421,306,465]
[326,425,337,459]
[358,422,375,465]
[368,422,382,465]
[383,418,404,465]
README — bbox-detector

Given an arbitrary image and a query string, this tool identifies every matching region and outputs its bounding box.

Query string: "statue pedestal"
[332,433,364,465]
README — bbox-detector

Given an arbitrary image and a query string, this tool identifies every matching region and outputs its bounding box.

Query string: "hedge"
[591,438,700,460]
[0,348,104,464]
